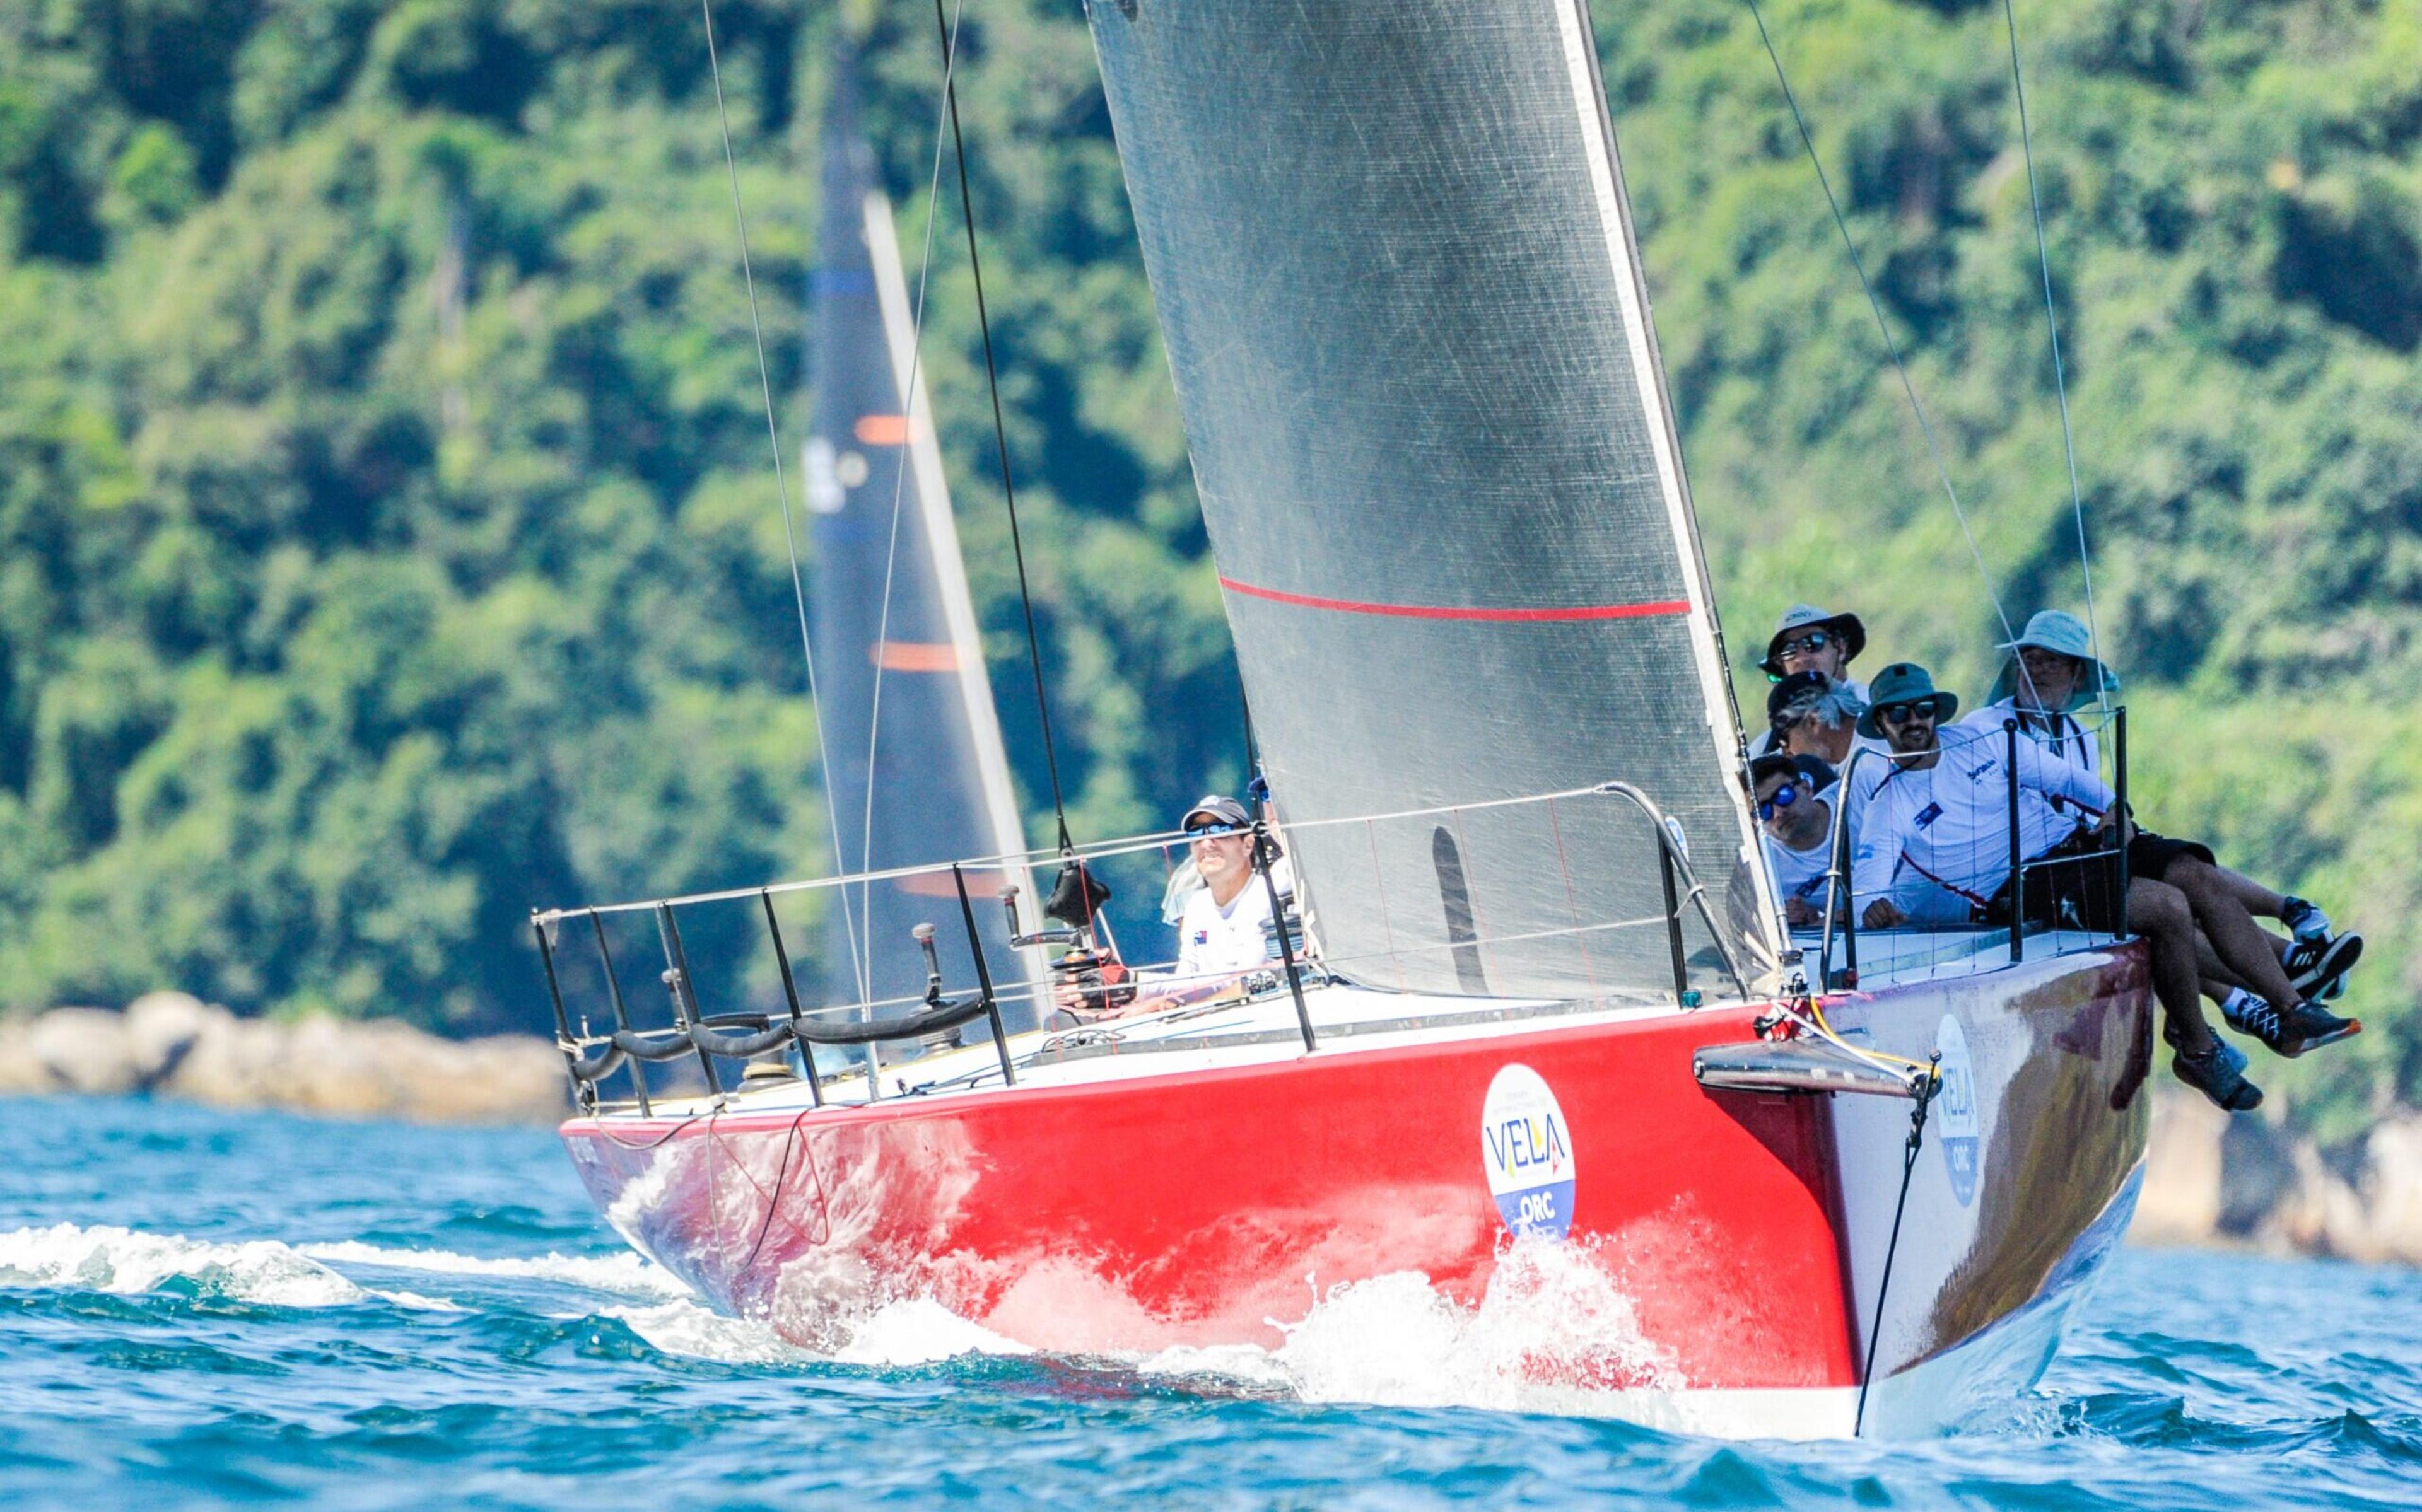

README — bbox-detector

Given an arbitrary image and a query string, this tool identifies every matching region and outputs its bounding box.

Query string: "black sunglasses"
[1778,631,1832,656]
[1876,702,1938,725]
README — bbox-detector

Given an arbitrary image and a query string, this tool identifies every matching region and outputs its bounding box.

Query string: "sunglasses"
[1778,631,1833,656]
[1186,823,1246,843]
[1756,784,1800,822]
[1876,702,1938,726]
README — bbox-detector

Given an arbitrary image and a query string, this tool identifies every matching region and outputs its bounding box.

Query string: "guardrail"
[530,780,1751,1114]
[1808,706,2129,992]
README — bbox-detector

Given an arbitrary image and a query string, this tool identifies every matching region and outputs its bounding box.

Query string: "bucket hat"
[1988,610,2120,712]
[1760,604,1868,678]
[1856,663,1959,738]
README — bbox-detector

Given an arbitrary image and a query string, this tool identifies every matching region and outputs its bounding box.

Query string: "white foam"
[1137,1240,1681,1416]
[0,1223,365,1308]
[608,1297,817,1364]
[298,1240,691,1301]
[832,1298,1033,1366]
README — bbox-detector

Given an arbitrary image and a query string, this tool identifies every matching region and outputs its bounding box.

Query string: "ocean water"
[3,1096,2417,1510]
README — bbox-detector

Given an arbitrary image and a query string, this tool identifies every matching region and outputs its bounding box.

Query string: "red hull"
[562,944,2150,1418]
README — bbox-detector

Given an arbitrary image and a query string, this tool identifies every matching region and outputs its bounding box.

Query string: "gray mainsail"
[807,42,1038,1026]
[1086,0,1779,999]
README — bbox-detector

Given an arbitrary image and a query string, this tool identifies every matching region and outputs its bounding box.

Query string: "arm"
[2012,737,2115,815]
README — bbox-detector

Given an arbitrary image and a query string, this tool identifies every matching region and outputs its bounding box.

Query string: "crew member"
[1848,662,2261,1111]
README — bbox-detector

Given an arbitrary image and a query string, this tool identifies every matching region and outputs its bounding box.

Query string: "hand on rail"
[1784,897,1822,927]
[1862,898,1907,930]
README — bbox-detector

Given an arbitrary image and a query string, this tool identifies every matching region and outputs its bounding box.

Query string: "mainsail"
[1087,0,1780,998]
[806,42,1039,1026]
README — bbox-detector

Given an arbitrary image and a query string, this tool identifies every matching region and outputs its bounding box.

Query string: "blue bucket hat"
[1988,610,2120,712]
[1856,663,1960,738]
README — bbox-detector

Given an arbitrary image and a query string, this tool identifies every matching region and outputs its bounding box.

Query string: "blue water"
[4,1096,2419,1509]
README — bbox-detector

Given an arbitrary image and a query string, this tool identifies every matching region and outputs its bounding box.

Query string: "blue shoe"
[2174,1038,2264,1112]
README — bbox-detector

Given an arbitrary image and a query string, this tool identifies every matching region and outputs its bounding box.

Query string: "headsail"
[807,41,1039,1026]
[1087,0,1780,998]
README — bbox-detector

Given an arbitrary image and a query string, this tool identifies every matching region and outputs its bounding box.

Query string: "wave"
[296,1240,689,1300]
[0,1223,367,1309]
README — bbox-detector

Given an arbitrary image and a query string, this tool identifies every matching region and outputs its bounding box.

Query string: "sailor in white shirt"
[1166,797,1284,980]
[1054,795,1290,1018]
[1847,663,2116,929]
[1750,752,1839,928]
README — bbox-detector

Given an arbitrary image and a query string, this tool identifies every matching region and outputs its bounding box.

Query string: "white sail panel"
[1087,0,1779,999]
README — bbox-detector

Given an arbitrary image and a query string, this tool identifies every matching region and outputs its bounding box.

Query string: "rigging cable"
[698,0,869,1003]
[857,0,972,977]
[2000,0,2105,681]
[932,0,1075,856]
[1855,1052,1940,1436]
[1740,0,2015,645]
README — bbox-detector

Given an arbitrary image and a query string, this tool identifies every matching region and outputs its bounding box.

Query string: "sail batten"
[1089,0,1781,999]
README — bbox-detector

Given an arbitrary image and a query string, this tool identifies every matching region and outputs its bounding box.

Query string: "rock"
[25,1008,142,1095]
[123,992,219,1087]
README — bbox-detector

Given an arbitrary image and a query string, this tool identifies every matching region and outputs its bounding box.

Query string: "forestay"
[1086,0,1780,999]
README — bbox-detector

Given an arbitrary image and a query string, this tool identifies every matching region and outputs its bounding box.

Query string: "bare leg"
[2129,877,2218,1054]
[2204,864,2288,921]
[2167,857,2303,1008]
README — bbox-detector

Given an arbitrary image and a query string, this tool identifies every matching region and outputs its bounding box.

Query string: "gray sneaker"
[2173,1038,2264,1112]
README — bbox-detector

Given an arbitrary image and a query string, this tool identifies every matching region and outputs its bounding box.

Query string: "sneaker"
[2224,994,2363,1059]
[2163,1013,2249,1081]
[2285,931,2362,1000]
[2279,895,2332,942]
[2278,999,2361,1057]
[2173,1038,2264,1112]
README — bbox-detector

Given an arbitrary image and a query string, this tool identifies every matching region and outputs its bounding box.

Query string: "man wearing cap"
[1050,794,1289,1017]
[1754,670,1876,763]
[1847,663,2262,1110]
[1964,610,2361,1058]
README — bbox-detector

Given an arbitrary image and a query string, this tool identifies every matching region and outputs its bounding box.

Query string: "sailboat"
[799,39,1039,1037]
[542,2,2150,1439]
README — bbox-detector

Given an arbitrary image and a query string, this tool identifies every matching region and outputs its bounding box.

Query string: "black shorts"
[2126,830,2216,882]
[1993,827,2129,933]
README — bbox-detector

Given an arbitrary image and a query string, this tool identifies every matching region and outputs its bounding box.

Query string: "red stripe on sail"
[1218,576,1689,623]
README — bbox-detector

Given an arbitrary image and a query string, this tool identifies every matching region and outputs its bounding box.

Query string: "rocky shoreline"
[0,995,570,1125]
[1,1000,2414,1264]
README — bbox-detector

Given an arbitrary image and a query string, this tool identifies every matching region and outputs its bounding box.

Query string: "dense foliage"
[0,0,2414,1134]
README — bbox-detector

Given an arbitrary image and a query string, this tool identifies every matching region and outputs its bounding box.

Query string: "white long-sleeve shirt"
[1957,699,2102,817]
[1849,726,2115,911]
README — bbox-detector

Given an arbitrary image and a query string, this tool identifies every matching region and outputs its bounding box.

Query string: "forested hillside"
[1,0,2416,1137]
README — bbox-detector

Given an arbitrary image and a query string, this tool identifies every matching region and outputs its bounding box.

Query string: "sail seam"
[1219,578,1688,622]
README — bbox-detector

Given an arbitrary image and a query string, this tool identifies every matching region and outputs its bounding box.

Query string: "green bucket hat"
[1988,610,2120,712]
[1856,663,1960,738]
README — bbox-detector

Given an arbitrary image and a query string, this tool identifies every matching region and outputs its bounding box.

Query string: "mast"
[1085,0,1781,1000]
[805,35,1041,1027]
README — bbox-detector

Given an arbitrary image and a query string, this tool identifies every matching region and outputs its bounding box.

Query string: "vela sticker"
[1935,1013,1981,1207]
[1481,1063,1576,1242]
